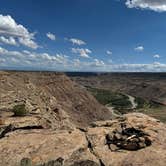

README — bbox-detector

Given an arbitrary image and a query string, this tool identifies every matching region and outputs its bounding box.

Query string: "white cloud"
[0,14,38,49]
[71,58,106,70]
[153,54,160,58]
[0,47,107,71]
[0,46,69,69]
[106,50,112,55]
[68,38,86,45]
[18,37,38,49]
[1,46,166,72]
[73,59,81,67]
[0,36,17,46]
[134,46,144,51]
[46,32,56,40]
[71,48,91,58]
[93,59,105,67]
[125,0,166,12]
[103,62,166,72]
[0,46,24,58]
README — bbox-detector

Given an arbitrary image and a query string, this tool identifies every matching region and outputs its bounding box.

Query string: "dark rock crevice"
[20,157,64,166]
[85,134,105,166]
[0,124,43,139]
[76,127,106,166]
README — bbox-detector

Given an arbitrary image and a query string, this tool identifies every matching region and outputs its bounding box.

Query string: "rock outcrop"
[0,113,165,166]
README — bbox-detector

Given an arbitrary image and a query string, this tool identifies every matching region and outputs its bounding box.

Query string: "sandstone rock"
[70,160,99,166]
[86,113,166,166]
[3,116,42,128]
[109,144,119,151]
[0,129,99,166]
[0,113,165,166]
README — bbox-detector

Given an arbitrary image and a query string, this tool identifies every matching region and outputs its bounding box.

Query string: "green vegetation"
[12,104,27,116]
[137,106,166,123]
[135,97,162,109]
[134,97,166,123]
[87,87,132,111]
[87,86,166,123]
[20,158,32,166]
[135,97,149,109]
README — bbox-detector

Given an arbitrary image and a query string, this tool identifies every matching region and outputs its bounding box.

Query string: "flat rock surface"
[0,113,165,166]
[0,129,99,166]
[86,113,166,166]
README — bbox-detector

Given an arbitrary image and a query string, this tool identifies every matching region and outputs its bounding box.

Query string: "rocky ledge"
[0,113,166,166]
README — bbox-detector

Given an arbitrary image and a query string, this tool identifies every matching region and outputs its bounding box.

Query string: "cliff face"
[0,71,112,129]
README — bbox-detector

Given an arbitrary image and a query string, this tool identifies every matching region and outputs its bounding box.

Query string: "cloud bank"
[71,48,91,58]
[0,14,38,49]
[1,46,166,72]
[126,0,166,12]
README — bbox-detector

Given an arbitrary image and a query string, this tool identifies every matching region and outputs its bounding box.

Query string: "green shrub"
[20,158,32,166]
[12,104,27,116]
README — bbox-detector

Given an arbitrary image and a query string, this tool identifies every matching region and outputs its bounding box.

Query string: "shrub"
[20,158,32,166]
[12,104,27,116]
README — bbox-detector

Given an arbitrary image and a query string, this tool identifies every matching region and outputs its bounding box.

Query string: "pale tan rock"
[86,113,166,166]
[2,116,42,128]
[0,129,99,166]
[0,113,165,166]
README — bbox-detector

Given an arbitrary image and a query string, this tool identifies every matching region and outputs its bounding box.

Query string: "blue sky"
[1,0,166,71]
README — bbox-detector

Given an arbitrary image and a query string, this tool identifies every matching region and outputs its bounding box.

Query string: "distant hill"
[68,72,166,105]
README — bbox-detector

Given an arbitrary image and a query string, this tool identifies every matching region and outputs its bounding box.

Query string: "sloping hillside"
[0,71,112,128]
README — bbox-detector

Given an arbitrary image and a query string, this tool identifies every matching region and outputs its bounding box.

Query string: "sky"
[1,0,166,72]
